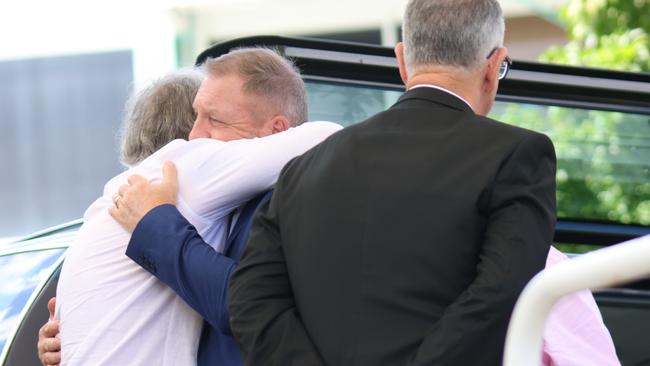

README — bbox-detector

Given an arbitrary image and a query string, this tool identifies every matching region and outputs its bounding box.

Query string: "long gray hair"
[119,69,204,166]
[402,0,505,74]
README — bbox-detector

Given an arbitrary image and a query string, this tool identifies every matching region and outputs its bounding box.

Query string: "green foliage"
[562,0,650,38]
[498,0,650,247]
[540,0,650,71]
[490,102,650,227]
[554,243,602,254]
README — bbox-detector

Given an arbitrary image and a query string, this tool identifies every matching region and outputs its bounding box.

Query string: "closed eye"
[209,116,227,125]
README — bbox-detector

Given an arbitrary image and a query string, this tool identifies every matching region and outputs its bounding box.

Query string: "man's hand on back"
[37,297,60,366]
[109,161,179,233]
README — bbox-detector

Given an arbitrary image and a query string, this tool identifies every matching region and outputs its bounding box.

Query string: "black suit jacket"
[230,87,557,366]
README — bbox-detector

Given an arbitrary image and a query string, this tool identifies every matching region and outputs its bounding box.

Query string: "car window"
[0,249,65,355]
[306,82,400,127]
[305,80,650,229]
[491,101,650,226]
[595,294,650,366]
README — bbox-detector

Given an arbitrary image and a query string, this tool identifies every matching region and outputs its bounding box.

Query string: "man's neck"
[405,69,481,113]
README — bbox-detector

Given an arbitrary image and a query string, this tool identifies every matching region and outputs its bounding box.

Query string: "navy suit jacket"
[126,191,272,366]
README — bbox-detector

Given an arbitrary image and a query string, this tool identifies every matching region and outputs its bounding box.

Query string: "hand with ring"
[109,161,179,233]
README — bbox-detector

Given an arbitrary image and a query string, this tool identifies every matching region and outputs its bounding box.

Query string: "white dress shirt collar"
[409,84,474,112]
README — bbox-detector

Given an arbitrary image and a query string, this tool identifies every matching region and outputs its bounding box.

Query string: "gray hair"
[402,0,505,74]
[119,69,204,166]
[203,47,308,126]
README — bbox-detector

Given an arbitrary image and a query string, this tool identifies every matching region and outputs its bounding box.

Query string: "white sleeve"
[173,121,342,221]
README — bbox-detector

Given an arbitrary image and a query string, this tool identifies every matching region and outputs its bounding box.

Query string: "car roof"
[0,219,81,256]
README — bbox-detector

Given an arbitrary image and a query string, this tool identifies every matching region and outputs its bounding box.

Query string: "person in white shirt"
[52,68,202,366]
[38,67,203,366]
[52,48,342,366]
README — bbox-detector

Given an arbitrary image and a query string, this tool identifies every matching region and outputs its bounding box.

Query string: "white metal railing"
[503,235,650,366]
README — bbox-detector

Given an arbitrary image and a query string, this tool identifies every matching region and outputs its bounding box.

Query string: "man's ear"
[394,42,409,85]
[483,47,508,93]
[476,47,508,116]
[270,115,290,134]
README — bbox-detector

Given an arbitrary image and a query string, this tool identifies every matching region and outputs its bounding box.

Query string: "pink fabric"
[541,247,621,366]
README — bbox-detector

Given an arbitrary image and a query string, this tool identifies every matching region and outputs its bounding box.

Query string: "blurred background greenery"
[504,0,650,252]
[542,0,650,72]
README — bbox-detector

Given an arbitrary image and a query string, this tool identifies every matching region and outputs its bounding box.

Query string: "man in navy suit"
[36,47,328,366]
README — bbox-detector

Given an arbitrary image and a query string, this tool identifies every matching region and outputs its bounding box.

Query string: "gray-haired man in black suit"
[229,1,556,365]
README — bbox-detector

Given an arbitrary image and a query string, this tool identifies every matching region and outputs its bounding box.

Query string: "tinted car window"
[305,80,650,228]
[306,81,400,126]
[0,249,65,355]
[491,102,650,226]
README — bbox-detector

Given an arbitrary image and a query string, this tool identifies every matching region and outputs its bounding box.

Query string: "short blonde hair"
[203,48,308,126]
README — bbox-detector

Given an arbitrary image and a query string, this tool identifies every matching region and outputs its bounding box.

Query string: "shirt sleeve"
[542,248,621,366]
[173,121,342,222]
